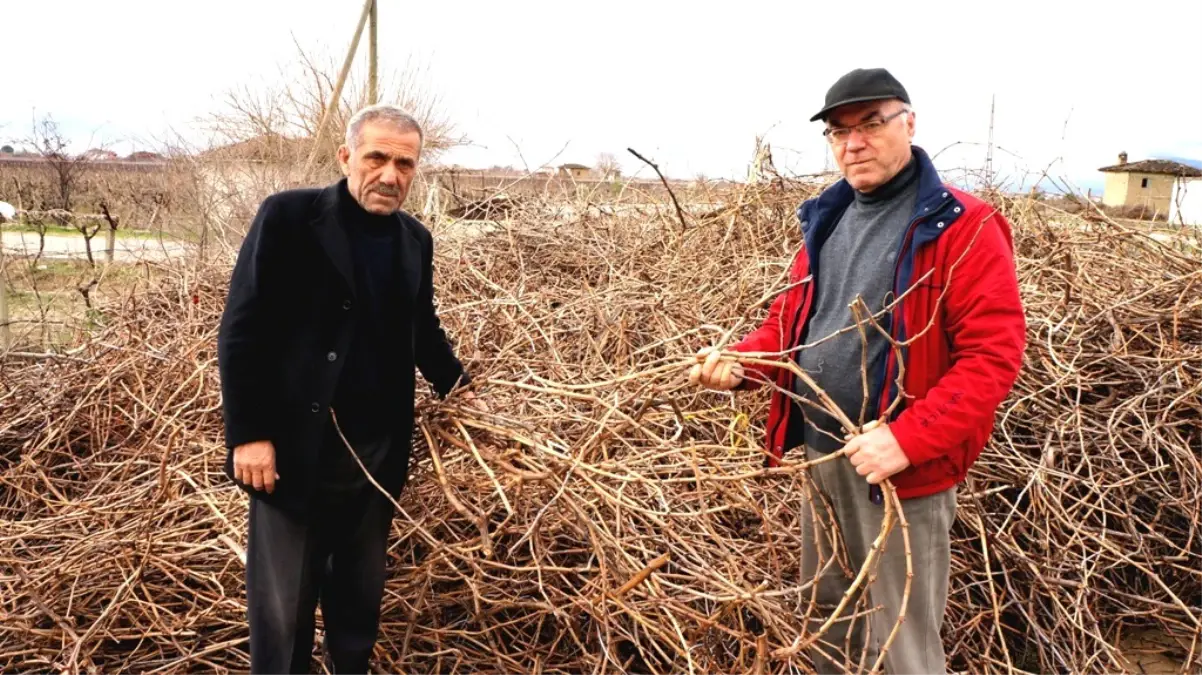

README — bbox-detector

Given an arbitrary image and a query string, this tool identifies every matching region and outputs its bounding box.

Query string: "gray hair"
[345,104,424,151]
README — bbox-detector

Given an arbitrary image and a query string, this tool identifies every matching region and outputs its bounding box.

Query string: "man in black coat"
[217,104,478,673]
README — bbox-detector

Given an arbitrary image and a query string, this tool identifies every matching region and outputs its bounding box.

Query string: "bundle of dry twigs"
[946,206,1202,674]
[1,181,1198,674]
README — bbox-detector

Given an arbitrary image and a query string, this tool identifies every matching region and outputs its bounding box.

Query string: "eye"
[861,120,884,133]
[830,128,850,140]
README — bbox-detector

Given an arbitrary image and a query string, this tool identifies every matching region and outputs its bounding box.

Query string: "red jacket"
[732,147,1025,500]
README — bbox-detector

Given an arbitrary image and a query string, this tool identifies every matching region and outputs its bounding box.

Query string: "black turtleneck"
[793,153,921,453]
[321,179,409,494]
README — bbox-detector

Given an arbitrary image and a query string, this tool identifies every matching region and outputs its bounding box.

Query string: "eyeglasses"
[823,108,909,146]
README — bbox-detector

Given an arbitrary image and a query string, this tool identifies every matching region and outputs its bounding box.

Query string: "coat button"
[327,351,337,362]
[342,300,352,310]
[310,402,321,413]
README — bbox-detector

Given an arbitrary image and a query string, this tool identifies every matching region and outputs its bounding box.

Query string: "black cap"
[810,68,910,122]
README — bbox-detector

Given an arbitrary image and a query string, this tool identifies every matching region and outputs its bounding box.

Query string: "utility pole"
[986,94,995,188]
[368,1,379,105]
[303,0,378,179]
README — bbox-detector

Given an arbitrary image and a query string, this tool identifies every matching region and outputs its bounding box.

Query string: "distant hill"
[1156,156,1202,170]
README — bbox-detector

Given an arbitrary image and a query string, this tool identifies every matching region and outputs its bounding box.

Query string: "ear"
[337,145,351,176]
[906,111,916,140]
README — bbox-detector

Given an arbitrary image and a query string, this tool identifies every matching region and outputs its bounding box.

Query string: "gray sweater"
[794,157,919,452]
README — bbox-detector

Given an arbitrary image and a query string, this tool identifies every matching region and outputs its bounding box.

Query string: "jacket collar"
[308,179,422,297]
[797,145,963,253]
[309,181,356,295]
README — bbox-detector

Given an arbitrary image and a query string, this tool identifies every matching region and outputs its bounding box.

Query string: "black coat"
[217,181,468,511]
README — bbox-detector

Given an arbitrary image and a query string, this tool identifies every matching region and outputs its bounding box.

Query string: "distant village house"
[126,151,167,162]
[557,163,592,179]
[201,134,309,165]
[1098,152,1202,215]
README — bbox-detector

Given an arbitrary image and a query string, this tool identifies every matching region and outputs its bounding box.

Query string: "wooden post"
[302,0,376,180]
[104,227,115,263]
[368,0,379,105]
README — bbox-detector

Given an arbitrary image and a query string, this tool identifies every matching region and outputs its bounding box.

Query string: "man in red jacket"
[690,68,1025,673]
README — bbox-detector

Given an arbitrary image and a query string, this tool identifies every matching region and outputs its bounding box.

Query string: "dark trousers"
[246,479,395,674]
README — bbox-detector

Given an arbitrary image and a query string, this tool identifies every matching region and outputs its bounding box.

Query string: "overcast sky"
[4,0,1201,192]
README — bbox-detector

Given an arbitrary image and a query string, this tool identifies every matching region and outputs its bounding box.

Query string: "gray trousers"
[246,485,395,674]
[800,447,957,675]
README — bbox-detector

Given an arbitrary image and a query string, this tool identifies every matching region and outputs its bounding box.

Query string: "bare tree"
[26,114,91,212]
[206,43,463,183]
[18,115,119,309]
[595,153,622,179]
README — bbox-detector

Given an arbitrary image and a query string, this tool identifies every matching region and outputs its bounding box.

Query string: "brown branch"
[627,147,689,231]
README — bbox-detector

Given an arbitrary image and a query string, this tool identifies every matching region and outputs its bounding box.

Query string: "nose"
[844,130,869,153]
[378,163,400,186]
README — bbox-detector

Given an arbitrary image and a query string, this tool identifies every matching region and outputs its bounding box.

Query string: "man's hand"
[843,422,911,485]
[233,440,278,493]
[688,347,744,391]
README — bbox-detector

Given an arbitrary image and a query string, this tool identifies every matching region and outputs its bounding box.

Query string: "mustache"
[369,184,401,197]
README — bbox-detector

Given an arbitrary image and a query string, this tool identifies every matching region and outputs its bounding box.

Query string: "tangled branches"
[1,184,1198,673]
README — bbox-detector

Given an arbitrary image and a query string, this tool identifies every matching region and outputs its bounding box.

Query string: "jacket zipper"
[876,221,919,418]
[876,197,954,417]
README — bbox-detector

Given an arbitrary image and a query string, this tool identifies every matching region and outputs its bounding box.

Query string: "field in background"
[0,153,747,353]
[5,155,1195,354]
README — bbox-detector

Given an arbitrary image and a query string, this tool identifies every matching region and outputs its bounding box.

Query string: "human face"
[337,122,422,215]
[825,99,915,192]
